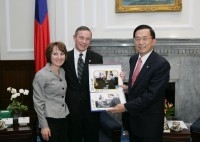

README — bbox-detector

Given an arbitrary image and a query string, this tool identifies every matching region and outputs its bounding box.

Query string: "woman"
[33,41,69,142]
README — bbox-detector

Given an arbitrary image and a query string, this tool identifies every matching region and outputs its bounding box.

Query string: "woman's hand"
[41,127,51,141]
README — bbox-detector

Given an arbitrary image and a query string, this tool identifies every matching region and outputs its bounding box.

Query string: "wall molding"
[4,1,33,54]
[90,38,200,56]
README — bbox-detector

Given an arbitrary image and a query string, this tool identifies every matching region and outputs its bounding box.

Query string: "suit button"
[60,79,62,81]
[62,88,64,90]
[62,104,64,107]
[62,96,64,98]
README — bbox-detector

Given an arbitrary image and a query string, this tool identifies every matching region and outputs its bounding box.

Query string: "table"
[163,128,191,142]
[0,124,35,142]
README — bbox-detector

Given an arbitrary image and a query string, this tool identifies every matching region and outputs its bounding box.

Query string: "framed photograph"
[115,0,182,13]
[90,91,126,111]
[89,64,126,111]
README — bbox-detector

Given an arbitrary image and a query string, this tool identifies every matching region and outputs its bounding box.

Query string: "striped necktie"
[77,53,84,84]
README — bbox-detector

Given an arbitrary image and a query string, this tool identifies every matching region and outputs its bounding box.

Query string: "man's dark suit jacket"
[124,51,170,137]
[62,49,103,140]
[110,97,121,107]
[63,49,103,114]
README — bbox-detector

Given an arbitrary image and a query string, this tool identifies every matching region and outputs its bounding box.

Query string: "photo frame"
[89,64,126,111]
[115,0,182,13]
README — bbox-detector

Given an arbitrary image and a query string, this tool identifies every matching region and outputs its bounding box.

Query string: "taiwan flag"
[34,0,50,72]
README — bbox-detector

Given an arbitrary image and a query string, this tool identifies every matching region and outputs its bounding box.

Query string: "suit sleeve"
[33,74,49,128]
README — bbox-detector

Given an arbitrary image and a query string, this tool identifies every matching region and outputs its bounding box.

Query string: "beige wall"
[0,0,199,60]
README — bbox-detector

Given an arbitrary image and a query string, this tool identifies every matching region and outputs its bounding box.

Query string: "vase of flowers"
[164,99,175,119]
[6,87,29,119]
[163,99,175,132]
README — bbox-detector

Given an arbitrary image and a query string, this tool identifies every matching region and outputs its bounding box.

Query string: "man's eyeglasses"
[134,37,153,43]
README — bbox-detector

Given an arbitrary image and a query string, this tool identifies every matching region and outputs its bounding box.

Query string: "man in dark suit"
[108,24,170,142]
[107,73,118,89]
[109,94,121,107]
[62,26,103,142]
[95,72,106,89]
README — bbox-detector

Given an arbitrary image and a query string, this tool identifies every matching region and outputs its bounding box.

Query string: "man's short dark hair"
[74,26,92,37]
[133,24,156,39]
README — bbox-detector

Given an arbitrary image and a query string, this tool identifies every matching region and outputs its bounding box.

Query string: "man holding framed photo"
[108,24,170,142]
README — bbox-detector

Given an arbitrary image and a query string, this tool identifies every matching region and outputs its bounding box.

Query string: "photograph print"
[90,91,126,111]
[89,64,123,92]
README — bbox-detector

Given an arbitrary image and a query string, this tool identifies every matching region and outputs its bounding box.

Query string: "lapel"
[68,50,78,80]
[82,51,92,76]
[83,52,89,71]
[131,52,154,88]
[68,50,93,84]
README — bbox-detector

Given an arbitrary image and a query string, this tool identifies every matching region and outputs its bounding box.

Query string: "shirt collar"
[139,50,153,63]
[74,48,87,60]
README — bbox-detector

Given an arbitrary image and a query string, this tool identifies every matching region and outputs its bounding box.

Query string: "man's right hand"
[120,85,128,93]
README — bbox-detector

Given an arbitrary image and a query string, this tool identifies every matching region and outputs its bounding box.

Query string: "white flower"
[17,93,20,97]
[7,87,29,100]
[7,87,12,91]
[24,89,29,95]
[19,89,24,94]
[11,93,18,100]
[11,88,17,94]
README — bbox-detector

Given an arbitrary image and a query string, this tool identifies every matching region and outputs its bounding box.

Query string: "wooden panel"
[0,60,35,112]
[191,131,200,142]
[0,125,34,142]
[163,129,191,142]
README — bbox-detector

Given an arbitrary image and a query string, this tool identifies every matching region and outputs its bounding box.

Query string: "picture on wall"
[115,0,182,13]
